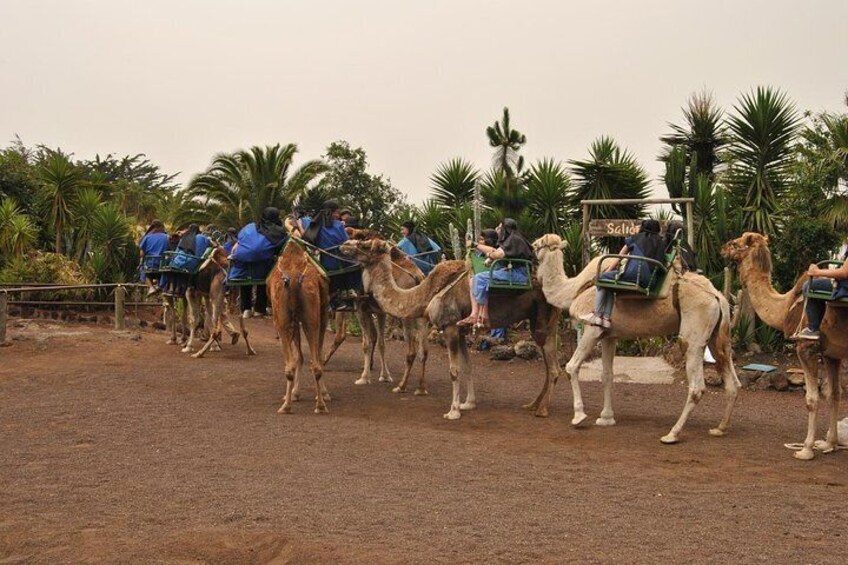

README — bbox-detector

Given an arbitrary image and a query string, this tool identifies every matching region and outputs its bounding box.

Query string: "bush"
[0,251,93,299]
[772,216,840,292]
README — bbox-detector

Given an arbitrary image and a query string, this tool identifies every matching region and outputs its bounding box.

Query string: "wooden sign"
[587,219,667,237]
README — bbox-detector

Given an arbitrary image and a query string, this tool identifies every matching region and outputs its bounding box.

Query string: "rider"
[794,255,848,340]
[397,221,441,275]
[457,218,533,328]
[222,227,238,254]
[138,219,168,296]
[162,224,210,295]
[581,219,666,329]
[302,200,361,311]
[229,207,288,318]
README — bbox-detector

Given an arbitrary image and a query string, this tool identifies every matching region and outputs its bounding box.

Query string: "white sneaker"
[792,328,820,341]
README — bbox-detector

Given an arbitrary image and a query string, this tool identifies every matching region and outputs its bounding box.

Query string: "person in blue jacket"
[138,219,168,295]
[301,200,360,310]
[581,219,665,329]
[222,227,238,255]
[229,207,288,317]
[457,219,533,328]
[162,224,210,295]
[397,221,441,275]
[794,256,848,340]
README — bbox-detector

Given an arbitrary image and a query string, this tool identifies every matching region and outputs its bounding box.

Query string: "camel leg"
[354,311,376,385]
[660,342,707,444]
[164,297,178,345]
[443,326,463,419]
[323,312,347,365]
[375,313,393,383]
[239,314,256,356]
[277,330,299,414]
[527,312,561,418]
[596,337,618,427]
[413,319,429,396]
[181,289,198,353]
[193,291,223,359]
[563,326,603,427]
[178,298,188,345]
[795,343,821,460]
[707,327,741,437]
[393,319,417,393]
[815,357,842,453]
[291,330,303,401]
[459,332,475,411]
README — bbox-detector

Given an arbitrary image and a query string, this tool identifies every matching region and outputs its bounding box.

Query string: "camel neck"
[536,251,599,310]
[739,255,793,330]
[367,255,430,318]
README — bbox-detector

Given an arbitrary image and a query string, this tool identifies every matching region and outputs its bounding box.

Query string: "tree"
[0,198,38,260]
[486,107,528,217]
[188,144,327,228]
[568,136,651,220]
[660,90,728,181]
[315,141,407,228]
[430,158,478,209]
[38,149,83,254]
[726,86,800,236]
[0,140,40,215]
[524,158,573,238]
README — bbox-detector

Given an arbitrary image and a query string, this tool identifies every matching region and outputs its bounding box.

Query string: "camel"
[532,233,740,443]
[322,229,430,394]
[163,294,188,346]
[267,238,330,414]
[183,244,255,359]
[340,238,578,420]
[722,232,848,460]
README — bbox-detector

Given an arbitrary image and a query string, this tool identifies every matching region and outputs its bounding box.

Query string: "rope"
[291,236,360,267]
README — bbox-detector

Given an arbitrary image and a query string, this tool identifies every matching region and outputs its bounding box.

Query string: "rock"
[514,340,539,360]
[788,372,806,387]
[490,345,516,361]
[751,372,772,391]
[704,368,722,387]
[770,372,789,392]
[152,321,166,331]
[139,320,148,328]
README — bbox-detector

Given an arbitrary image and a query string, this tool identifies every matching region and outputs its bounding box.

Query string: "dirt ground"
[1,318,846,564]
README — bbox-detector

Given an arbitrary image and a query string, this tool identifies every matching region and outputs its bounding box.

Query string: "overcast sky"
[2,0,846,203]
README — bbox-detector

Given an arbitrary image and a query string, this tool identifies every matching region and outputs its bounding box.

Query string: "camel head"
[345,227,382,241]
[339,238,392,264]
[721,232,772,272]
[532,233,564,262]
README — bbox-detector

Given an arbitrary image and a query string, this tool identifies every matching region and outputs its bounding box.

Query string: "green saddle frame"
[468,251,533,292]
[804,260,848,305]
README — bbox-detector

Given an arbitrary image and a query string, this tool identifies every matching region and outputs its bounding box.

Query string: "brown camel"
[183,244,255,359]
[340,238,563,420]
[323,229,430,394]
[723,232,847,460]
[533,233,741,443]
[267,238,330,414]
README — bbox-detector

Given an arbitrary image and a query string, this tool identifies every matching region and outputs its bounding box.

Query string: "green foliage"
[486,108,528,217]
[0,251,93,299]
[726,86,801,236]
[771,215,840,292]
[0,198,38,261]
[732,313,754,350]
[755,323,784,353]
[524,158,573,237]
[314,141,407,228]
[660,90,728,182]
[0,141,40,214]
[430,158,479,208]
[38,148,84,254]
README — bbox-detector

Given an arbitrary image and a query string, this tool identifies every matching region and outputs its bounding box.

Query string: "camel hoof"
[814,440,836,454]
[247,348,257,356]
[278,404,292,414]
[291,393,300,402]
[413,389,428,396]
[378,375,394,383]
[314,405,329,414]
[708,428,726,437]
[443,410,461,420]
[794,448,815,461]
[534,408,549,418]
[571,413,589,427]
[180,346,192,354]
[354,377,370,386]
[595,417,616,427]
[166,339,176,345]
[392,386,406,394]
[459,402,476,411]
[191,352,203,360]
[322,393,331,402]
[231,333,240,345]
[660,434,679,444]
[522,402,539,411]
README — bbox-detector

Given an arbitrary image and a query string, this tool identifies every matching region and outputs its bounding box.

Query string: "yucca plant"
[90,203,135,281]
[525,158,573,238]
[70,187,103,263]
[430,158,479,209]
[38,149,83,254]
[660,90,728,182]
[726,86,800,236]
[0,199,38,260]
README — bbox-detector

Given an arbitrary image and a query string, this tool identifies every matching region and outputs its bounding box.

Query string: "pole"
[723,267,733,300]
[0,292,7,345]
[472,181,481,242]
[114,285,125,331]
[685,201,695,249]
[581,203,590,267]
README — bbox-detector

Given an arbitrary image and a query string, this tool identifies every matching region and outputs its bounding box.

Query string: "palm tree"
[726,86,800,236]
[188,144,327,227]
[90,202,135,282]
[568,136,651,220]
[524,158,573,237]
[0,198,37,259]
[660,90,728,181]
[430,158,479,209]
[486,107,527,216]
[70,187,103,263]
[38,149,83,254]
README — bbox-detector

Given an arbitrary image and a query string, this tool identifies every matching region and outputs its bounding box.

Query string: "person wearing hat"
[397,221,441,275]
[301,200,360,310]
[581,219,665,329]
[138,219,169,295]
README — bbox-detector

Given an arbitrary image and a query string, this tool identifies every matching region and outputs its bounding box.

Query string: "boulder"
[514,340,539,360]
[704,368,722,387]
[788,372,806,387]
[490,345,515,361]
[770,372,790,392]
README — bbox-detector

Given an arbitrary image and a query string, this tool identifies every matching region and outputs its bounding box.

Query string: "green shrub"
[772,216,840,292]
[0,251,93,299]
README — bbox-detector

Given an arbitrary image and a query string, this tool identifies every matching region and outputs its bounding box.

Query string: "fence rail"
[0,283,159,344]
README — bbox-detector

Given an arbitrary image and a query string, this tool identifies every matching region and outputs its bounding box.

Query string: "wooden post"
[581,203,590,267]
[114,285,125,331]
[685,200,695,249]
[723,267,732,300]
[0,291,7,345]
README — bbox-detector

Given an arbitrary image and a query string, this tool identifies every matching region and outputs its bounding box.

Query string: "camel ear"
[762,235,769,245]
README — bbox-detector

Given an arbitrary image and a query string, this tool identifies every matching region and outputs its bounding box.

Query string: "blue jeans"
[804,279,834,331]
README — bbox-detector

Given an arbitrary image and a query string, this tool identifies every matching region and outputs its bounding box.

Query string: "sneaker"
[242,309,253,319]
[792,328,820,341]
[579,313,605,328]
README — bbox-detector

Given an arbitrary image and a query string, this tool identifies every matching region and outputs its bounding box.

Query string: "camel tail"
[711,294,732,375]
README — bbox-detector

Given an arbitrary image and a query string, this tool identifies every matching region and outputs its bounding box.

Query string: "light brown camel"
[323,229,430,394]
[183,244,255,359]
[722,232,847,460]
[533,233,741,443]
[267,238,330,414]
[340,238,572,420]
[163,294,188,346]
